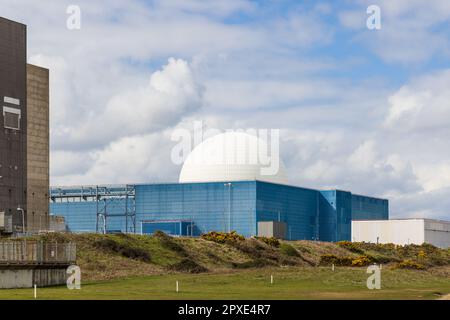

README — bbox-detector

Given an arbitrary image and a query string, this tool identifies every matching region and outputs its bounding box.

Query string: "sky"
[1,0,450,220]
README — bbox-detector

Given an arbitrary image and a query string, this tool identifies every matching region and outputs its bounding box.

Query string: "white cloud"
[339,0,450,64]
[384,70,450,131]
[72,58,204,147]
[51,130,179,186]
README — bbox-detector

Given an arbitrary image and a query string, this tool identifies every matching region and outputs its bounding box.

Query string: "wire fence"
[0,241,76,265]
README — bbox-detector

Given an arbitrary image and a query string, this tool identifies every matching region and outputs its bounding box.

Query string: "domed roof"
[179,132,288,184]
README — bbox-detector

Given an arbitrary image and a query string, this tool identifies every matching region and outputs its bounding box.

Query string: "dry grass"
[21,233,450,282]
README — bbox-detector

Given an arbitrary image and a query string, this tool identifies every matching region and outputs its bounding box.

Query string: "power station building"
[50,132,389,241]
[1,18,447,248]
[0,17,50,234]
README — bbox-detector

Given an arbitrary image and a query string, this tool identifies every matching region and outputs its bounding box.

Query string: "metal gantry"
[50,185,136,234]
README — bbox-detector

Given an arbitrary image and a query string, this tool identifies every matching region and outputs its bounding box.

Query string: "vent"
[3,106,21,130]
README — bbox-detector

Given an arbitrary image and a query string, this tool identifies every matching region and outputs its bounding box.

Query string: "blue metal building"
[50,180,388,241]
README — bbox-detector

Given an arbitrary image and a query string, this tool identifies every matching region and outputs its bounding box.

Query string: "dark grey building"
[0,17,50,234]
[0,17,27,233]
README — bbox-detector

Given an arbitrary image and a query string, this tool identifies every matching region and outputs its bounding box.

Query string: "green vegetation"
[395,260,426,270]
[1,267,449,300]
[201,231,245,244]
[279,243,299,257]
[319,254,353,266]
[6,232,448,300]
[255,236,280,247]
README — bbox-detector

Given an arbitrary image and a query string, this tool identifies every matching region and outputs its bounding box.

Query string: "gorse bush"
[417,250,427,259]
[395,259,426,270]
[351,255,375,267]
[320,254,379,267]
[319,254,353,266]
[256,236,280,247]
[336,241,364,254]
[201,231,245,244]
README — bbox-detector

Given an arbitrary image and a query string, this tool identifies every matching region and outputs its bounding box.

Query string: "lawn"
[1,267,449,300]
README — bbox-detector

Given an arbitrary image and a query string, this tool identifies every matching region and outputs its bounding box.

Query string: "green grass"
[1,267,449,300]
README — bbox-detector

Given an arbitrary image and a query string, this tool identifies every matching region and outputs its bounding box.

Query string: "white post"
[332,264,335,271]
[270,275,273,284]
[34,284,37,299]
[176,281,179,293]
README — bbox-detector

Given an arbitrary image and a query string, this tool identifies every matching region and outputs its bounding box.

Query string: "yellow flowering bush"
[201,231,245,244]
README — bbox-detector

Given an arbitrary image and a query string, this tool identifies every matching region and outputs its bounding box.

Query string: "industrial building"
[352,219,450,249]
[0,17,50,235]
[50,132,389,241]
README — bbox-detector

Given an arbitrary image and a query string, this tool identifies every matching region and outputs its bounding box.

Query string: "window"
[3,106,21,130]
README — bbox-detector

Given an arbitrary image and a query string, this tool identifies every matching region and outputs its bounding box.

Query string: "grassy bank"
[2,232,448,300]
[22,232,450,281]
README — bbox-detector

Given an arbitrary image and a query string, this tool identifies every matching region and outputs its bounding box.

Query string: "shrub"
[395,259,425,270]
[319,254,353,266]
[168,258,208,273]
[336,241,364,254]
[295,245,311,254]
[93,238,151,262]
[201,231,245,244]
[279,243,299,257]
[378,243,397,251]
[417,250,427,260]
[420,243,438,253]
[153,231,187,255]
[369,254,399,264]
[256,236,280,247]
[351,255,375,267]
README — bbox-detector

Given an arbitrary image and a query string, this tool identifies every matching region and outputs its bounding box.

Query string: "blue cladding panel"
[256,181,319,240]
[142,221,193,236]
[135,181,256,237]
[50,200,126,233]
[319,190,337,241]
[320,190,355,241]
[336,191,352,241]
[351,194,389,221]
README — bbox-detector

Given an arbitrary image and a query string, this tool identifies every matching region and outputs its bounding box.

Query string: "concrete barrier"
[0,267,68,288]
[0,241,76,288]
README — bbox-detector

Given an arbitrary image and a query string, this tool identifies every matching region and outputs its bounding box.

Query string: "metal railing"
[0,241,76,265]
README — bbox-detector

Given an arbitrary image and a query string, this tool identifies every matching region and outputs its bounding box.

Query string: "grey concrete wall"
[424,219,450,248]
[0,267,67,288]
[26,64,49,233]
[0,269,32,289]
[33,268,68,287]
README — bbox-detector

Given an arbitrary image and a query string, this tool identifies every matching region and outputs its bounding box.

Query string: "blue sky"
[1,0,450,219]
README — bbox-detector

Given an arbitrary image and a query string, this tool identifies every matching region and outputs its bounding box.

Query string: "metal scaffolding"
[49,185,136,234]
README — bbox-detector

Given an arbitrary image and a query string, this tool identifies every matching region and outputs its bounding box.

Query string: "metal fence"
[0,241,76,265]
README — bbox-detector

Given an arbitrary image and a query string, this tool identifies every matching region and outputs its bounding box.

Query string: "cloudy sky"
[2,0,450,219]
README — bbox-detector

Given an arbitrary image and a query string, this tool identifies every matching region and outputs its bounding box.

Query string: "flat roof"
[50,180,388,201]
[353,218,450,224]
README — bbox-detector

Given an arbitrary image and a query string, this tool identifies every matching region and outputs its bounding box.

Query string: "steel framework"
[49,185,136,234]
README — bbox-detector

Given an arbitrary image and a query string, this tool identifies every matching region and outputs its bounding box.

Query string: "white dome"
[179,132,288,184]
